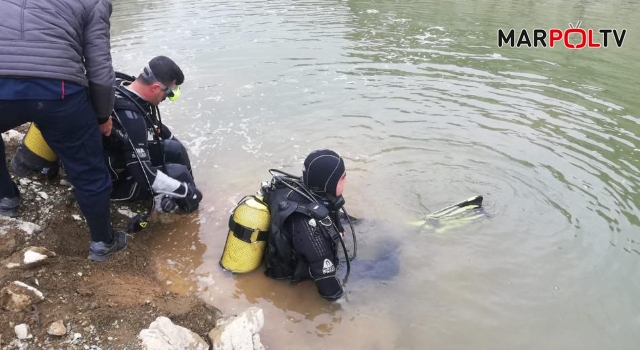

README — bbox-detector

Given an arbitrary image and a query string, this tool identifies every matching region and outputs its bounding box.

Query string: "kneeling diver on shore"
[10,56,204,235]
[102,56,203,231]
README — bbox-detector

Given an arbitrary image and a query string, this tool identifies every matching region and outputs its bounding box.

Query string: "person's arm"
[83,0,115,122]
[290,214,344,301]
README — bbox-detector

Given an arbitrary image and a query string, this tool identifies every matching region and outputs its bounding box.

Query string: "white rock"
[72,214,83,221]
[117,207,137,218]
[252,334,265,350]
[24,248,54,264]
[8,339,29,350]
[13,281,44,299]
[47,320,66,336]
[5,247,55,269]
[19,178,31,186]
[209,307,265,350]
[14,324,32,340]
[2,130,24,143]
[1,281,45,311]
[139,316,208,350]
[72,333,82,343]
[17,220,41,235]
[37,191,49,200]
[0,217,42,236]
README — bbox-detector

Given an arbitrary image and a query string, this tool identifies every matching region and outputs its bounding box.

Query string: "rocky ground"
[0,125,225,349]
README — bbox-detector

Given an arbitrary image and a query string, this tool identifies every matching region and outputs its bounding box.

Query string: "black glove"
[153,194,177,213]
[175,183,202,213]
[309,258,344,301]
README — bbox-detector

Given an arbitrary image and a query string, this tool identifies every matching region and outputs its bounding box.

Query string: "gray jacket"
[0,0,115,119]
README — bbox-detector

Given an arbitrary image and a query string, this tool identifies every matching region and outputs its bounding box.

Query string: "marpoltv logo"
[498,21,627,49]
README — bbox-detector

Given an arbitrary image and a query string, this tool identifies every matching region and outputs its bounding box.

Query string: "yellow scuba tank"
[220,195,270,273]
[11,123,58,177]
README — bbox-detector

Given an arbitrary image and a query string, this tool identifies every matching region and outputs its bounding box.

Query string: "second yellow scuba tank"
[11,123,58,177]
[219,195,270,273]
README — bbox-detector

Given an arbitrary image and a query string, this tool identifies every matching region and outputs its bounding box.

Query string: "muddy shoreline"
[1,125,222,349]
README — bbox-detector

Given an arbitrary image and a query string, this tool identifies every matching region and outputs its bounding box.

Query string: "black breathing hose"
[111,111,155,232]
[342,207,357,261]
[337,231,351,285]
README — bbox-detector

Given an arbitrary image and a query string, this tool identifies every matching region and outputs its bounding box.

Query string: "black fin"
[431,195,484,216]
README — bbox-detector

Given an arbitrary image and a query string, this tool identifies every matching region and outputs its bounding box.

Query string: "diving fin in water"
[428,195,483,218]
[410,195,487,232]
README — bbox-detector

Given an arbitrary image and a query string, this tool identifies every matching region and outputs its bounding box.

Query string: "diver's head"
[302,149,346,197]
[133,56,184,105]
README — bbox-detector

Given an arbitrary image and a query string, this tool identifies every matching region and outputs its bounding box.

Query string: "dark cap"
[141,56,185,86]
[302,149,345,196]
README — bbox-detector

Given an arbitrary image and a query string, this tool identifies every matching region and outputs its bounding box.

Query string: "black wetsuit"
[103,84,195,203]
[265,189,345,301]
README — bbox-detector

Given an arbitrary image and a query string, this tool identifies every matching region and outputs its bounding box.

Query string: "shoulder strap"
[113,85,165,149]
[114,86,147,115]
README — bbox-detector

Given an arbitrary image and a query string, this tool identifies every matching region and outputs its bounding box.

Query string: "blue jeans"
[0,90,114,243]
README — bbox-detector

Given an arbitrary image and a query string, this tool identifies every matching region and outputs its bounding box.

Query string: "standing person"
[103,56,202,214]
[0,0,126,261]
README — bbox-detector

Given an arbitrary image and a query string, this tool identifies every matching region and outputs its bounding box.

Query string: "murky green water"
[111,0,640,349]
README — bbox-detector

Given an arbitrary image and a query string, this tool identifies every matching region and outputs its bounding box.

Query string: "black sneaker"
[88,231,128,262]
[0,182,20,218]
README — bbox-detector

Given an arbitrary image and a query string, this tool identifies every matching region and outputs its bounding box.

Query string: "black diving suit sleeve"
[290,213,344,301]
[115,109,186,197]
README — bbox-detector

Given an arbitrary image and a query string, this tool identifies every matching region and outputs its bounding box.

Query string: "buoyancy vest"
[105,73,165,179]
[263,182,343,280]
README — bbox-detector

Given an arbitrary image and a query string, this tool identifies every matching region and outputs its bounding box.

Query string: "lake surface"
[110,0,640,349]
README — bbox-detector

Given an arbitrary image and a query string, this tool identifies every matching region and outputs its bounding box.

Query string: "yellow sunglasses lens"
[168,86,181,102]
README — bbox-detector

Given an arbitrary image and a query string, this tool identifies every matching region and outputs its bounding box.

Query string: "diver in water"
[102,56,202,214]
[232,150,484,301]
[263,149,350,301]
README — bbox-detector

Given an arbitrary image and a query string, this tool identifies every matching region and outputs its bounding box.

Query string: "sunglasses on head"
[142,65,181,101]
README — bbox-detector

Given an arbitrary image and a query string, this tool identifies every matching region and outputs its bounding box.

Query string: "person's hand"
[175,183,203,213]
[98,116,113,136]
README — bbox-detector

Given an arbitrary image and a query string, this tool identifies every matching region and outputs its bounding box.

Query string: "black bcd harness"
[106,72,165,233]
[261,173,354,282]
